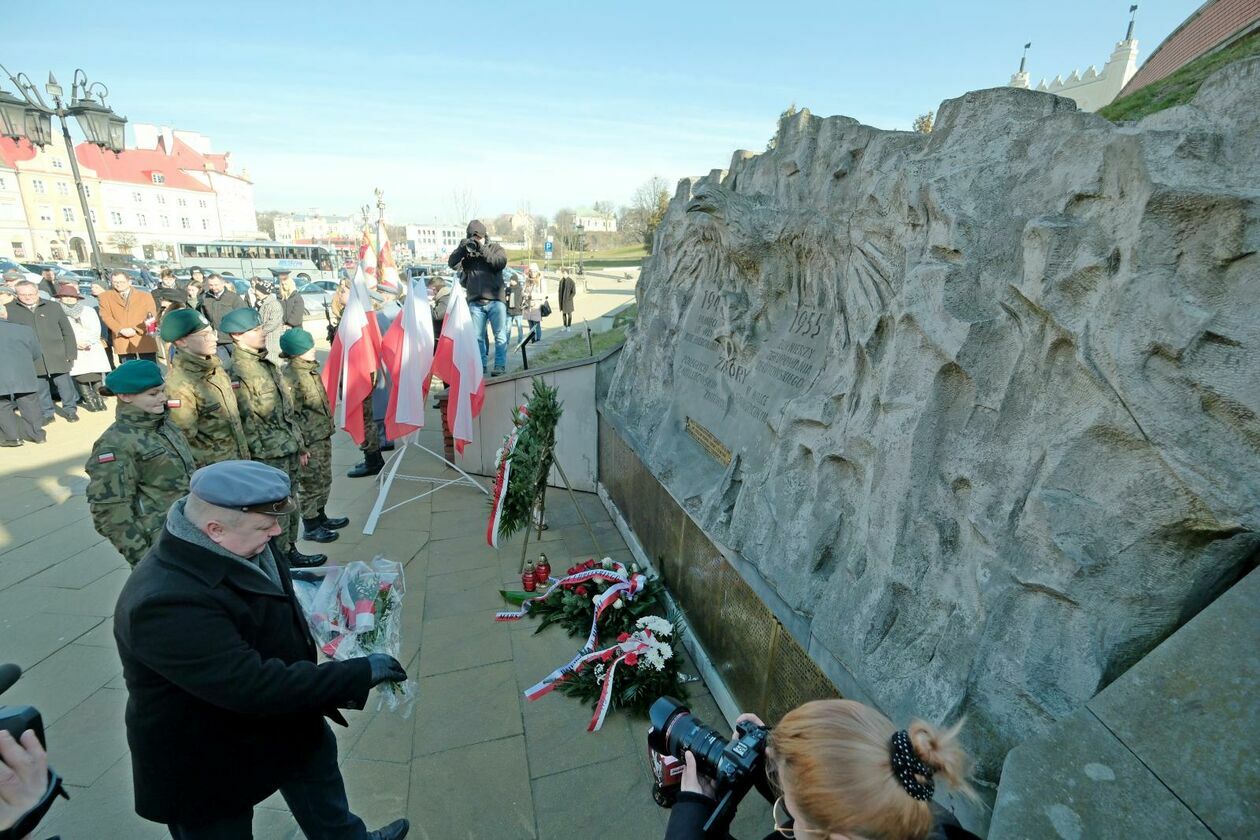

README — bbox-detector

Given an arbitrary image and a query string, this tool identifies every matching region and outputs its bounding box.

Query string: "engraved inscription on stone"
[673,282,834,470]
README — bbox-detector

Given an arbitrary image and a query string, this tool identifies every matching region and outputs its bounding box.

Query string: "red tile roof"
[75,136,214,192]
[0,137,38,169]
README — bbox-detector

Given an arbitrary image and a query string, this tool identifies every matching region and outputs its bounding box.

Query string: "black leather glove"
[366,654,407,687]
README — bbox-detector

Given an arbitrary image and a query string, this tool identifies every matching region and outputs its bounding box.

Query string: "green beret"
[221,307,262,334]
[103,360,164,395]
[160,308,211,341]
[279,327,315,357]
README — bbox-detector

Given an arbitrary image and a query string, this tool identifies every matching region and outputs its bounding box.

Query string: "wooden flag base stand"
[362,392,488,535]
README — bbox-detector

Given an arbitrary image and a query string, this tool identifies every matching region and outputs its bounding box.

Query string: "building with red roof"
[0,123,258,264]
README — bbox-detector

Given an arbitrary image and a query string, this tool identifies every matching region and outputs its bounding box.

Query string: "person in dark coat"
[558,271,577,331]
[0,291,46,445]
[5,281,79,423]
[113,460,410,840]
[38,266,59,299]
[277,271,306,328]
[447,219,509,375]
[197,273,243,365]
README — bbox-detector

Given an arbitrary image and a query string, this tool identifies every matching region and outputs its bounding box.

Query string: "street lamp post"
[576,223,585,276]
[0,66,127,279]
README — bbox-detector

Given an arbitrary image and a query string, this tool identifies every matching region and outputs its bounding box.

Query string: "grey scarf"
[166,497,283,590]
[59,299,85,319]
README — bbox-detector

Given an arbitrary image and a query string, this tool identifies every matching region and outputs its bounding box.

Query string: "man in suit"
[113,460,410,840]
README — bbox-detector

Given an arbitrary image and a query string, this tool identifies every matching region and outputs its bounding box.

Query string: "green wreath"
[493,379,562,541]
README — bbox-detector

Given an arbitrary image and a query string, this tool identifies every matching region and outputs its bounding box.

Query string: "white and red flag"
[322,264,382,445]
[358,226,378,288]
[430,278,484,455]
[380,278,435,440]
[376,221,401,293]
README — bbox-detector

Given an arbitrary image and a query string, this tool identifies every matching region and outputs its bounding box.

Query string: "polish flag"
[430,278,484,454]
[381,278,435,440]
[359,226,378,287]
[322,264,381,445]
[376,221,401,293]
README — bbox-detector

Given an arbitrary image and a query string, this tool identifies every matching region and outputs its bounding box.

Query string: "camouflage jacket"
[281,357,334,444]
[230,345,305,459]
[165,348,251,468]
[85,401,196,566]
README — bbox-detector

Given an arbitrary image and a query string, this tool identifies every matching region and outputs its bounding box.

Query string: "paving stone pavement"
[0,381,765,839]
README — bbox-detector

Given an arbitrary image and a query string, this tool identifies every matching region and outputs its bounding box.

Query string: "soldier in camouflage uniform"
[221,307,326,568]
[85,360,196,567]
[159,309,251,468]
[279,328,350,542]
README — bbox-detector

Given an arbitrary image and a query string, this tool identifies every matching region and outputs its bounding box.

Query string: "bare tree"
[450,187,477,224]
[629,176,670,248]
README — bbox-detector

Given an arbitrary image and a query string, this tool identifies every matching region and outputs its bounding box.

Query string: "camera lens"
[648,697,729,777]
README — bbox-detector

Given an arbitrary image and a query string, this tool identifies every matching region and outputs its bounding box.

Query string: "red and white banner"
[376,220,401,293]
[430,279,484,455]
[322,263,382,445]
[380,278,435,440]
[359,226,378,287]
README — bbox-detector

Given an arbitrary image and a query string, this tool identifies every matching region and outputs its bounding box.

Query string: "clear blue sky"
[6,1,1193,223]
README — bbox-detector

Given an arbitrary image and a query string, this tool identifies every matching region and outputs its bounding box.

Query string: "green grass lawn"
[507,243,648,267]
[1098,30,1260,122]
[528,304,637,367]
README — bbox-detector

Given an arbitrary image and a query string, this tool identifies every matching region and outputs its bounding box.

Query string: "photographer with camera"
[652,697,978,840]
[0,665,68,840]
[447,219,509,376]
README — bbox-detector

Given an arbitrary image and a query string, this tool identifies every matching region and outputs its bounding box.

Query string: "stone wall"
[602,58,1260,786]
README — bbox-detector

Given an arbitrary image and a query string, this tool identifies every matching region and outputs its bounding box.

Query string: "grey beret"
[189,460,296,515]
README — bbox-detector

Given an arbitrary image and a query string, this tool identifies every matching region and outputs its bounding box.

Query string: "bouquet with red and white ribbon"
[495,559,649,646]
[292,557,417,716]
[523,615,687,731]
[486,402,531,548]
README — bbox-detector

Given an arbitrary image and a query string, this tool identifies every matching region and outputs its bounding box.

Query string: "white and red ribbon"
[521,635,653,730]
[486,434,519,548]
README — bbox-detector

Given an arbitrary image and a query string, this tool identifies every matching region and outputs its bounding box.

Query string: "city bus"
[175,241,339,282]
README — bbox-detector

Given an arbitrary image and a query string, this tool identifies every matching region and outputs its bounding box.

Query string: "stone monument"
[602,57,1260,795]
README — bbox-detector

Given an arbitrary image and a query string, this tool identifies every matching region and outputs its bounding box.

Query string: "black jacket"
[280,292,305,328]
[558,275,577,313]
[0,318,41,394]
[448,240,508,302]
[113,526,371,824]
[198,288,244,346]
[5,299,77,375]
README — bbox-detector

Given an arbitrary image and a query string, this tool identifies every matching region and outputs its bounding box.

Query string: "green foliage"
[492,380,562,541]
[1098,31,1260,123]
[521,562,669,640]
[913,111,934,133]
[766,102,799,151]
[554,612,690,718]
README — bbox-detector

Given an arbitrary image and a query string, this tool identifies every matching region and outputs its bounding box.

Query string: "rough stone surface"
[604,58,1260,781]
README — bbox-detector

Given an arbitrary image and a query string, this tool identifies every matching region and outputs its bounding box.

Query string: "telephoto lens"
[648,696,730,777]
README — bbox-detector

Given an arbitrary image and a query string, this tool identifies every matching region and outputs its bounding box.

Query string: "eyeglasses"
[772,796,831,837]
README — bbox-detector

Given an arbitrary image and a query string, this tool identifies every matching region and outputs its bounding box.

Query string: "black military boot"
[75,381,103,412]
[346,450,385,478]
[89,382,108,411]
[287,547,328,568]
[302,518,340,543]
[320,508,350,530]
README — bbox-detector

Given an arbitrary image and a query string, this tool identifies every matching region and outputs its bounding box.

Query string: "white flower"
[601,557,615,569]
[612,599,624,609]
[630,563,640,573]
[593,662,606,684]
[635,616,674,637]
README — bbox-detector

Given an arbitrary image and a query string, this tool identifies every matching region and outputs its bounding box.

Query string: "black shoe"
[302,519,340,543]
[42,414,55,426]
[347,451,385,478]
[75,383,102,412]
[381,440,395,451]
[320,510,350,530]
[287,547,327,568]
[491,367,506,377]
[0,439,21,447]
[367,819,409,840]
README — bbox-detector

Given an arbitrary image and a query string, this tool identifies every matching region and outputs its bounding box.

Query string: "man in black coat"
[0,292,46,445]
[113,460,410,840]
[197,273,243,365]
[5,281,79,423]
[448,219,509,375]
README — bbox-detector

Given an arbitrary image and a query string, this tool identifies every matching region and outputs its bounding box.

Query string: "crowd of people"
[0,222,980,840]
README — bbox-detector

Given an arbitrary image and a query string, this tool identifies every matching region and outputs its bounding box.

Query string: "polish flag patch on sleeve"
[167,399,181,408]
[97,452,116,463]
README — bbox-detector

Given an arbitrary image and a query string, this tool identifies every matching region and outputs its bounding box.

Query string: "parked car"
[301,278,338,293]
[297,281,335,316]
[0,257,40,284]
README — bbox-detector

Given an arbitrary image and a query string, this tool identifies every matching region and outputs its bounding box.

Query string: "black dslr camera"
[463,237,482,258]
[0,663,68,840]
[647,696,769,833]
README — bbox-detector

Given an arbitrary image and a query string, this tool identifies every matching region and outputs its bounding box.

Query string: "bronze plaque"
[685,416,733,466]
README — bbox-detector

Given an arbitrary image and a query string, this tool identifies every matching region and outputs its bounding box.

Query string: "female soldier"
[85,360,196,567]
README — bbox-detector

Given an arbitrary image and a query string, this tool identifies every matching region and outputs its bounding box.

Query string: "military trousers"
[257,453,300,554]
[358,396,380,454]
[298,437,332,518]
